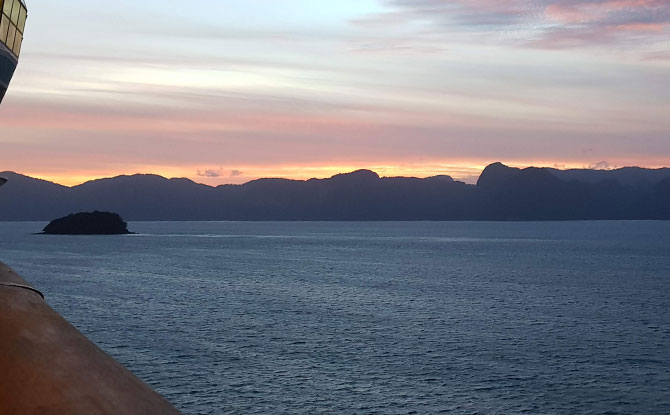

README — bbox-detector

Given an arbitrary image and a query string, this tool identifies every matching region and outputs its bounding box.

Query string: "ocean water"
[1,221,669,414]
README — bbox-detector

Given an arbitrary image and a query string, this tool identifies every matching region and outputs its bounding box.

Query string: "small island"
[42,212,133,235]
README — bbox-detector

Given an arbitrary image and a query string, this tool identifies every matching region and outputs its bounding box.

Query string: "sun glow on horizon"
[1,1,669,183]
[21,162,489,187]
[16,157,670,189]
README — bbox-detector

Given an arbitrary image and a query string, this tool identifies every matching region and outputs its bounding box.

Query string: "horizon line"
[3,162,670,189]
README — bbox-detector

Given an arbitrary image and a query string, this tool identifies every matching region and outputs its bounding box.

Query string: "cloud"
[643,50,670,61]
[378,0,670,48]
[197,169,244,178]
[197,169,224,178]
[589,160,615,170]
[385,0,540,26]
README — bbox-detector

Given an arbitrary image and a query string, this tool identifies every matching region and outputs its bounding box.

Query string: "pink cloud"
[383,0,670,48]
[643,50,670,60]
[615,22,664,32]
[545,0,667,26]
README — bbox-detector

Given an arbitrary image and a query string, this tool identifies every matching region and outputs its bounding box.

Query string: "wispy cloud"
[197,169,225,178]
[2,0,668,186]
[643,50,670,61]
[196,168,244,178]
[376,0,670,49]
[588,160,616,170]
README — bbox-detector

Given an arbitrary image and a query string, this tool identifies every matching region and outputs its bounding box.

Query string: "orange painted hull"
[0,261,180,414]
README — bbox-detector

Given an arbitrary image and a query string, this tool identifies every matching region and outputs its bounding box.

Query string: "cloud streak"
[1,0,668,186]
[379,0,670,48]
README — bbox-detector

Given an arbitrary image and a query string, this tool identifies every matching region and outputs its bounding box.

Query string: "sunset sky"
[1,0,668,186]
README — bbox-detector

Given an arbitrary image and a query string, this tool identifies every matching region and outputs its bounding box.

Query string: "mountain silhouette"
[1,163,669,221]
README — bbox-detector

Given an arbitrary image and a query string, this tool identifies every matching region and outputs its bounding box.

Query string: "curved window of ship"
[0,0,25,57]
[0,16,9,44]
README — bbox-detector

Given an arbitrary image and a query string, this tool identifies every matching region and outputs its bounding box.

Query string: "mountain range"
[1,163,669,221]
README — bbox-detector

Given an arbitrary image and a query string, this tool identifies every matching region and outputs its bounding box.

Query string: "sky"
[0,0,668,186]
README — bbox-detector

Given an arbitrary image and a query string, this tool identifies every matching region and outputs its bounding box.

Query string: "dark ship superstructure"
[0,0,26,103]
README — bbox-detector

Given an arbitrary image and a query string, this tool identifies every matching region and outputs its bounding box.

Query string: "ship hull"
[0,261,181,414]
[0,42,18,104]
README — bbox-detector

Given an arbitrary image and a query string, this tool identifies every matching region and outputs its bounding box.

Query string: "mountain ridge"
[5,163,670,190]
[1,163,669,221]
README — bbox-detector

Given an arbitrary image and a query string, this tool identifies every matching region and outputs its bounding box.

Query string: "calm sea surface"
[1,221,669,414]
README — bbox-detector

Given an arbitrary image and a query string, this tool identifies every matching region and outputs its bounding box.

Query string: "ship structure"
[0,1,181,413]
[0,0,25,103]
[0,263,182,414]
